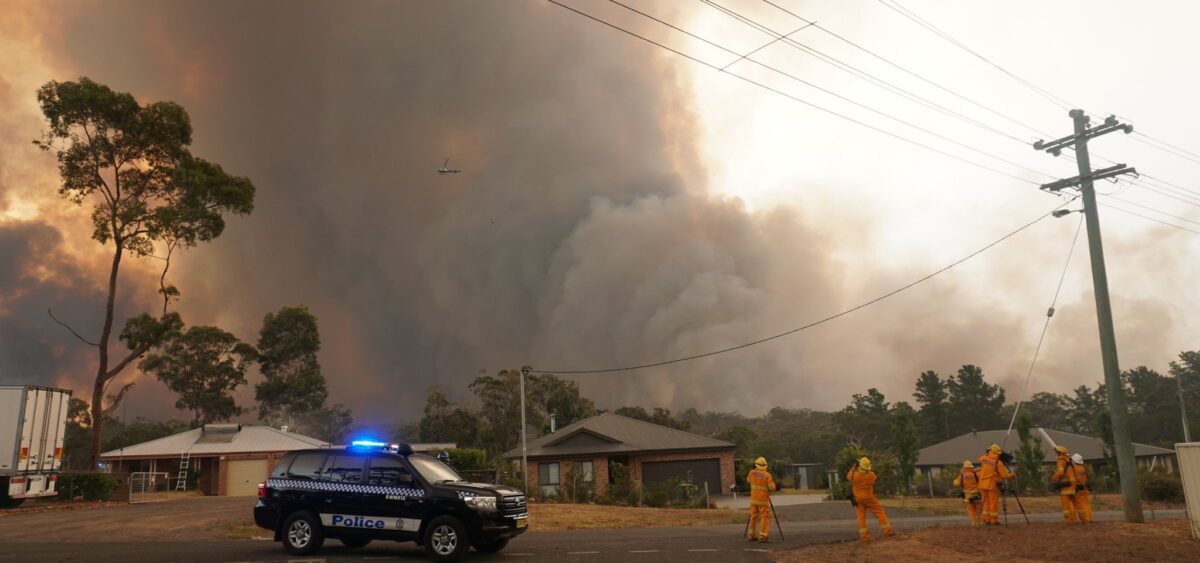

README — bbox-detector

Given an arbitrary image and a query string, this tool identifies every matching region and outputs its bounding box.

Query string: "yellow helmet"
[963,460,974,469]
[754,457,767,468]
[1054,445,1068,454]
[858,457,872,471]
[988,444,1001,454]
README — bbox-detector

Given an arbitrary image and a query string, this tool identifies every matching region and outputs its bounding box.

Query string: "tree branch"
[104,342,154,381]
[102,382,136,417]
[47,309,99,347]
[159,239,177,316]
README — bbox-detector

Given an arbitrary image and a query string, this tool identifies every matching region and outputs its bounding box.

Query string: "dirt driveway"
[0,496,255,542]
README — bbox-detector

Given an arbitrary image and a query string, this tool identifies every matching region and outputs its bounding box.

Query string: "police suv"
[253,441,528,561]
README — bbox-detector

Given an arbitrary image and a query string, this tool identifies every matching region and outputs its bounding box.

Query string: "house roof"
[502,413,734,459]
[100,424,328,459]
[916,428,1175,467]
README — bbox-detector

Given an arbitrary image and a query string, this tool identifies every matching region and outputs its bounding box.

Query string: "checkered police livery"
[266,478,426,498]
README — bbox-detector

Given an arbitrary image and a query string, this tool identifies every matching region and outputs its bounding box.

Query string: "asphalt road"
[1,509,1184,563]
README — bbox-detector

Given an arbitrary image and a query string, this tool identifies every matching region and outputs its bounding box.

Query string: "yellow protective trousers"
[964,496,981,526]
[980,489,1000,523]
[1059,492,1082,523]
[746,504,771,540]
[1075,490,1093,523]
[854,495,892,540]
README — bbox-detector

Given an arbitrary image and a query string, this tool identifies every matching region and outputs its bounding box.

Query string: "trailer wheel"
[0,495,24,509]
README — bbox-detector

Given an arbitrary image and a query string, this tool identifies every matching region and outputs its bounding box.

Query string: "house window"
[539,462,560,496]
[577,461,594,482]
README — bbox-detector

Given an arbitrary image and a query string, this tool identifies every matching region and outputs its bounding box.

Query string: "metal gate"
[129,471,171,504]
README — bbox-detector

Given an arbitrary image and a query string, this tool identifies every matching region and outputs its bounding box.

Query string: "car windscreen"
[408,454,465,484]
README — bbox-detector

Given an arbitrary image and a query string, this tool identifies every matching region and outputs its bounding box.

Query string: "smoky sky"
[0,0,1194,425]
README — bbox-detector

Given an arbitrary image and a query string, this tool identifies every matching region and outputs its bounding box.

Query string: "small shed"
[789,463,826,489]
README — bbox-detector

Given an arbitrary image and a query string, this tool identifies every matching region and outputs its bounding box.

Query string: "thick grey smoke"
[0,1,1193,424]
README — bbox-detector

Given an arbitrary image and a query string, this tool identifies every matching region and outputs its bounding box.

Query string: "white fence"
[128,472,172,504]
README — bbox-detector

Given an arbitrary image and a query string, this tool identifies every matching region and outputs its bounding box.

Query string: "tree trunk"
[89,244,123,468]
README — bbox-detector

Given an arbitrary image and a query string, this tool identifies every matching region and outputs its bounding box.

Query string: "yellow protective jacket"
[747,468,776,506]
[847,468,878,500]
[953,469,980,495]
[1052,454,1077,495]
[1071,461,1088,491]
[976,452,1013,490]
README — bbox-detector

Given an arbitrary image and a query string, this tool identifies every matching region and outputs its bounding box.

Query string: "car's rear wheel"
[472,538,509,553]
[340,537,371,548]
[282,510,324,556]
[0,495,25,509]
[423,515,468,562]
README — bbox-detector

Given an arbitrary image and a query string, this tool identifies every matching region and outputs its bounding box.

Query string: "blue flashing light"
[350,439,386,448]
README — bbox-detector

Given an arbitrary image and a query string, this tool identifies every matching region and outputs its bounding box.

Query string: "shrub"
[1140,470,1183,503]
[56,473,117,501]
[600,461,641,506]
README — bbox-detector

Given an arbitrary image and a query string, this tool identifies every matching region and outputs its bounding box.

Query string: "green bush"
[56,473,117,501]
[1140,470,1183,503]
[600,461,640,506]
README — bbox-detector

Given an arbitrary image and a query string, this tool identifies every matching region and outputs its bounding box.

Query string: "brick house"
[502,413,735,497]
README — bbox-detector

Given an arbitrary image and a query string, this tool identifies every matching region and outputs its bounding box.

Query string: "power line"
[762,0,1056,141]
[1140,173,1200,200]
[1129,133,1200,167]
[1099,201,1200,236]
[1003,213,1083,447]
[574,0,1045,183]
[877,0,1078,111]
[1135,131,1200,162]
[1107,194,1200,227]
[702,0,1029,145]
[1133,183,1200,209]
[531,201,1069,374]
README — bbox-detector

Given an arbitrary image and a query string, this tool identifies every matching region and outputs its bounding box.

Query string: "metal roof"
[502,413,734,459]
[916,428,1176,467]
[100,425,328,459]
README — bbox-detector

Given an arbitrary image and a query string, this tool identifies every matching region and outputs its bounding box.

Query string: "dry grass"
[879,493,1175,516]
[776,489,829,496]
[526,502,740,531]
[775,519,1199,562]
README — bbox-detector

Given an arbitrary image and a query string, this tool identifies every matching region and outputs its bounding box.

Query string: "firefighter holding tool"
[745,457,777,543]
[847,457,893,542]
[977,444,1013,525]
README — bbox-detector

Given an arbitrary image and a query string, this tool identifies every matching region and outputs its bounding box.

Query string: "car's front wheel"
[423,515,468,562]
[472,538,509,553]
[282,510,324,556]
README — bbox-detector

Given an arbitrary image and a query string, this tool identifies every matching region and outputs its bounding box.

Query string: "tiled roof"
[502,413,733,459]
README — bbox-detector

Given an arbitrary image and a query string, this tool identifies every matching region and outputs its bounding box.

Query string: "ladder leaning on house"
[174,448,192,492]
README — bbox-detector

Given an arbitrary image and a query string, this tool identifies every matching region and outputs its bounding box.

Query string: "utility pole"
[520,366,531,495]
[1178,370,1192,443]
[1034,110,1143,523]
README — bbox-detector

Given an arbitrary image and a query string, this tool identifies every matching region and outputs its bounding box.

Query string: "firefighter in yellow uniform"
[1051,445,1081,524]
[1070,453,1093,524]
[847,457,893,542]
[977,444,1013,525]
[745,457,777,542]
[952,460,982,526]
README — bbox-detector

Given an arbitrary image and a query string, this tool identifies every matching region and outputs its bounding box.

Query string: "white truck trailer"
[0,386,71,508]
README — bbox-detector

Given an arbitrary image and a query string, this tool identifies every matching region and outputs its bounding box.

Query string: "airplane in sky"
[438,158,461,175]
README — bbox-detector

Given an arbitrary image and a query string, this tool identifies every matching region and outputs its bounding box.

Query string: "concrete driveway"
[713,493,826,509]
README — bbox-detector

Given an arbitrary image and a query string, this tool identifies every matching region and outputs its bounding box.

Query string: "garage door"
[226,459,268,496]
[642,458,721,490]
